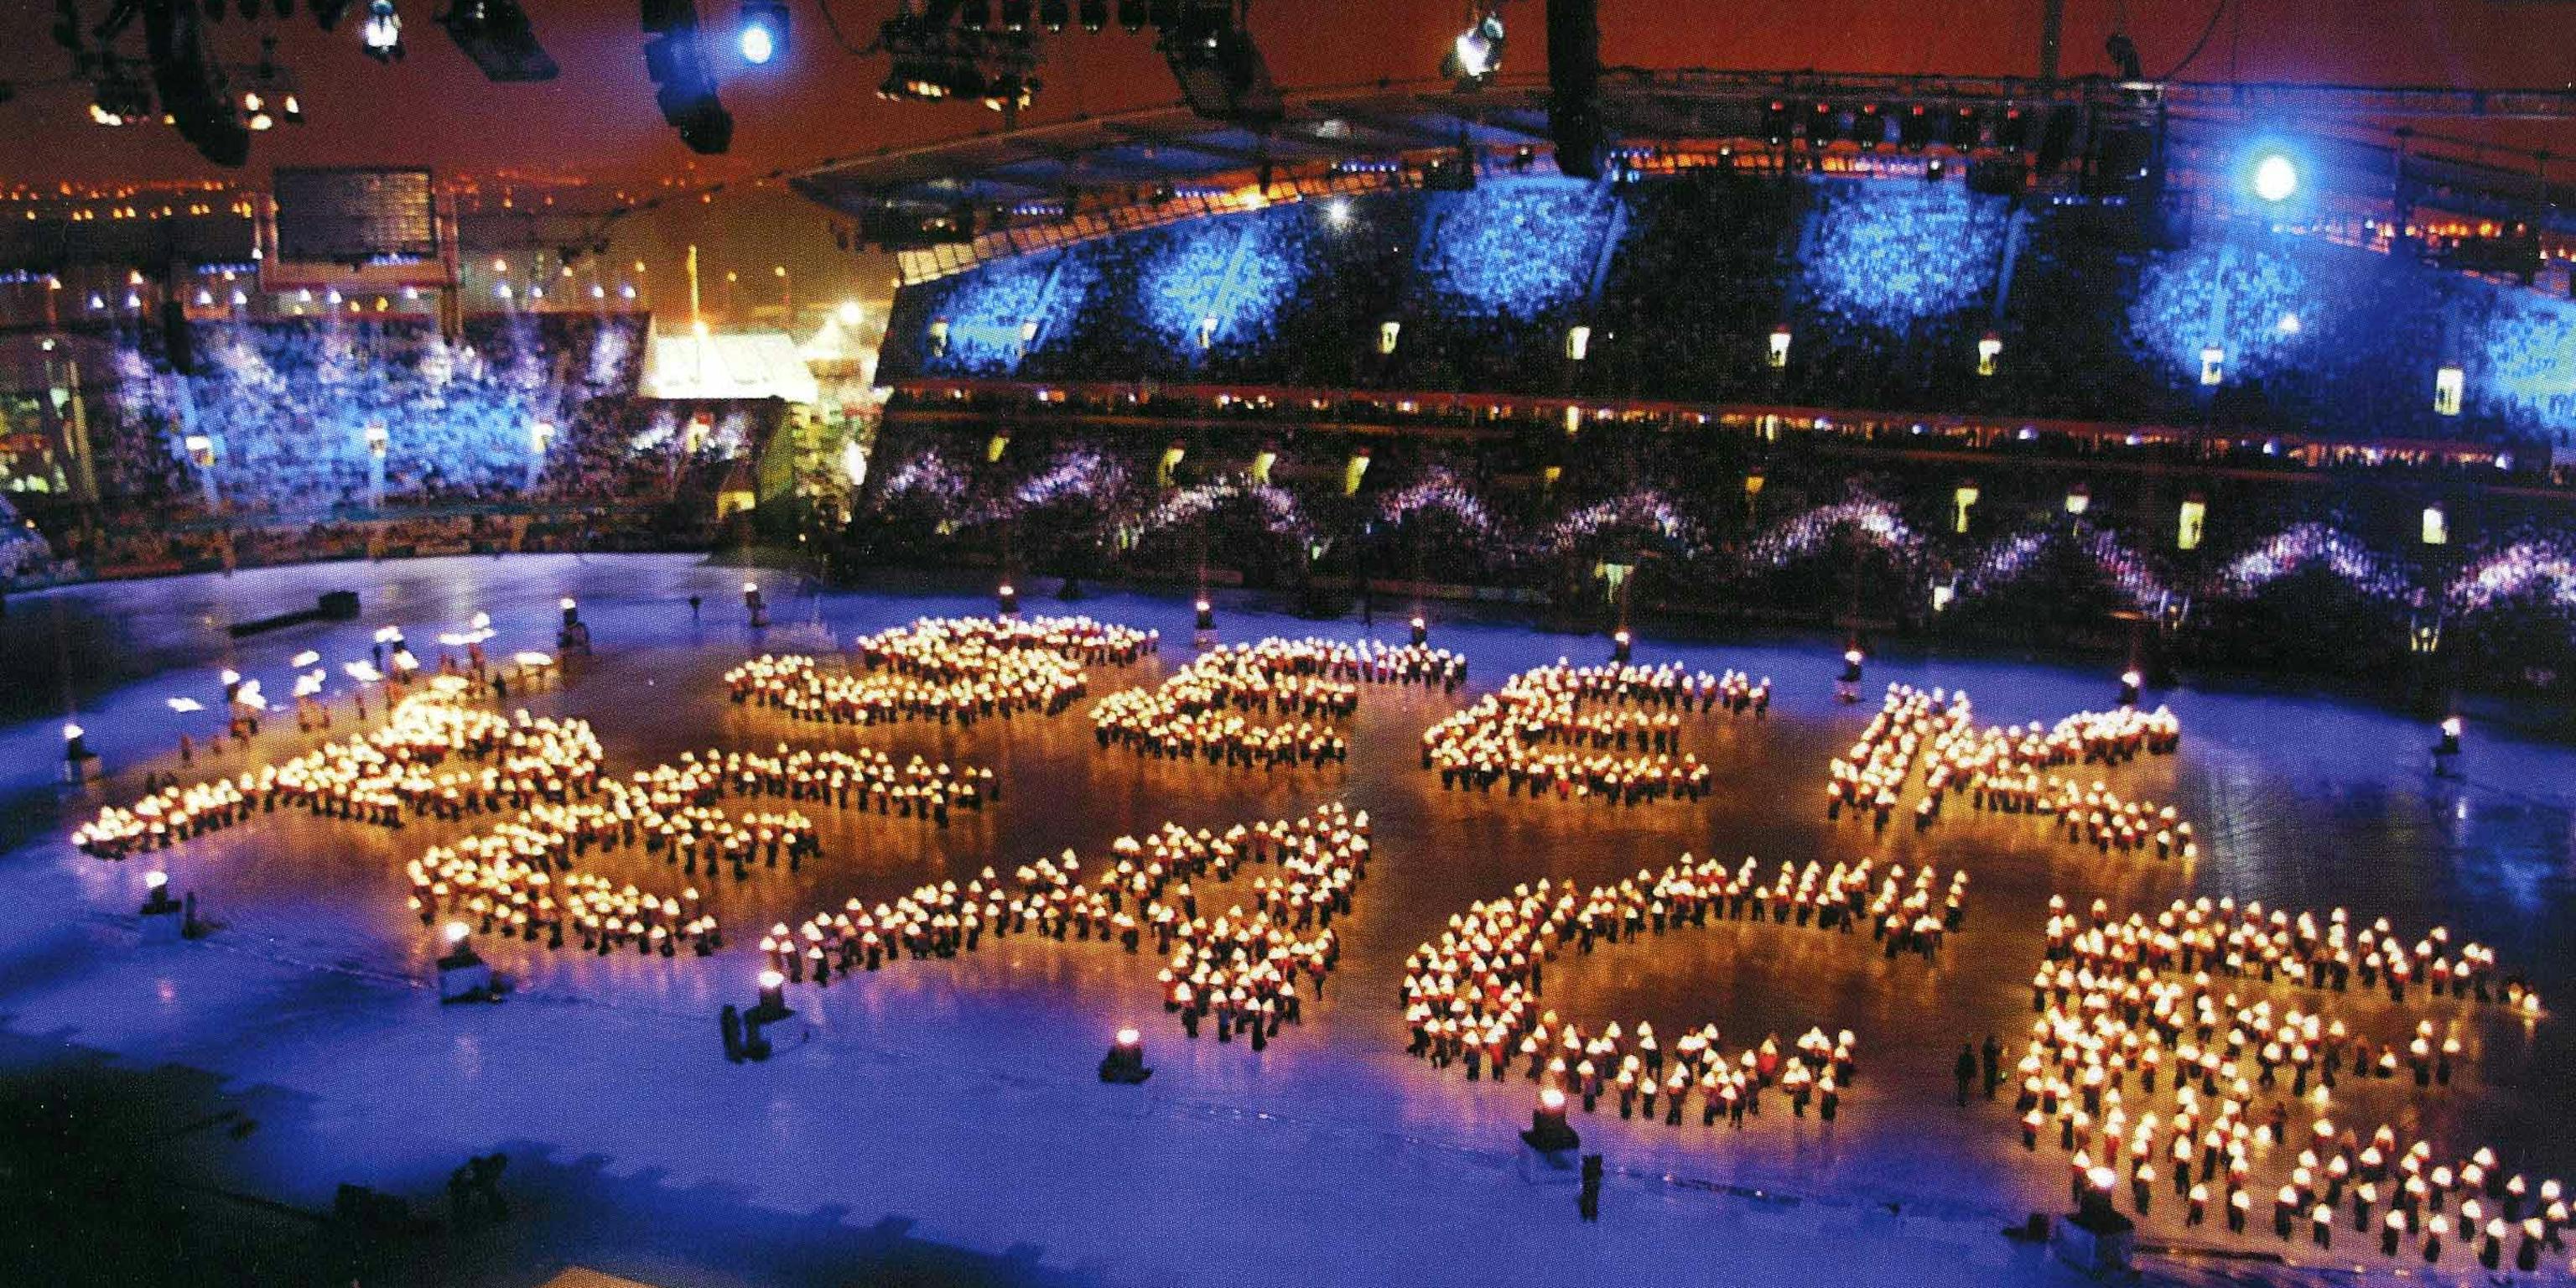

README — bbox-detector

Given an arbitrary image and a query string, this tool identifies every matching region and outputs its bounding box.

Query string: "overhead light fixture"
[736,0,786,65]
[644,0,733,153]
[1443,11,1505,86]
[2250,150,2298,203]
[439,0,558,80]
[141,0,252,166]
[361,0,404,60]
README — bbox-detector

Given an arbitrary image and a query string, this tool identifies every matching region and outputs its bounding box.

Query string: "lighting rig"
[871,0,1278,126]
[43,0,553,165]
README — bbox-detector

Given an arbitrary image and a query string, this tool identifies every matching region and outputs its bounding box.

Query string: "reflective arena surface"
[3,553,2571,1287]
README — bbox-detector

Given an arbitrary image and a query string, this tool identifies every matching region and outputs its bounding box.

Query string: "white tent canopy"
[644,324,820,404]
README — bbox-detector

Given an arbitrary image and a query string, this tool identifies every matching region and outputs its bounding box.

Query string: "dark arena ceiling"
[787,70,2576,245]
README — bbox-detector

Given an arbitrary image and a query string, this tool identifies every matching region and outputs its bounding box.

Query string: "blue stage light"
[738,0,787,65]
[2251,152,2298,202]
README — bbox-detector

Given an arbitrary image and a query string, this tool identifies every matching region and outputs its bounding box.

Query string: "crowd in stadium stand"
[885,172,2576,451]
[0,310,789,578]
[844,411,2576,697]
[7,169,2576,699]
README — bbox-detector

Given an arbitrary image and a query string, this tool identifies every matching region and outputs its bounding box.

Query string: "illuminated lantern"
[2422,504,2449,546]
[1197,315,1218,349]
[1744,471,1766,498]
[928,319,950,356]
[1768,324,1792,368]
[1929,580,1955,612]
[2064,482,2090,517]
[2177,494,2206,551]
[1343,448,1371,496]
[1976,331,2002,377]
[1378,320,1401,355]
[1410,615,1428,647]
[755,969,787,1018]
[1541,464,1563,491]
[1523,1086,1580,1151]
[1018,319,1040,345]
[1099,1026,1152,1083]
[998,583,1019,616]
[2118,668,2142,706]
[1610,628,1633,664]
[2434,366,2464,417]
[2199,345,2225,387]
[1563,405,1582,436]
[1156,440,1187,487]
[986,430,1010,462]
[2437,716,2463,757]
[1249,449,1276,483]
[1952,481,1981,534]
[1565,325,1591,361]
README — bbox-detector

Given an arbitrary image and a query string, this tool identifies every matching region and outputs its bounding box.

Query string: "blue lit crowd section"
[885,172,2576,447]
[86,313,679,517]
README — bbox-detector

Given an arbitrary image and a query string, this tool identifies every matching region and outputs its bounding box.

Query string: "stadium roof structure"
[789,69,2576,245]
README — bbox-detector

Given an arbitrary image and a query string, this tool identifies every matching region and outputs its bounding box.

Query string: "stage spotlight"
[645,0,733,153]
[439,0,558,80]
[361,0,402,60]
[142,0,252,166]
[1443,11,1504,86]
[736,0,785,64]
[2251,151,2298,202]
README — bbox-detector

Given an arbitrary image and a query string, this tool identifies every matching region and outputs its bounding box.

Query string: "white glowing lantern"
[291,650,319,668]
[1378,320,1401,356]
[444,921,471,946]
[1768,325,1792,368]
[840,439,869,487]
[1565,325,1592,361]
[2433,366,2464,417]
[2199,346,2225,387]
[2422,505,2449,547]
[1976,332,2002,377]
[2177,496,2207,552]
[2064,483,2091,517]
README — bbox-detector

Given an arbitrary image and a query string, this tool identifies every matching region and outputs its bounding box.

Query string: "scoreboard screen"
[271,168,438,264]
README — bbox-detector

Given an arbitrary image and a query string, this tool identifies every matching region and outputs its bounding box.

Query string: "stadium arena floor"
[1,553,2569,1287]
